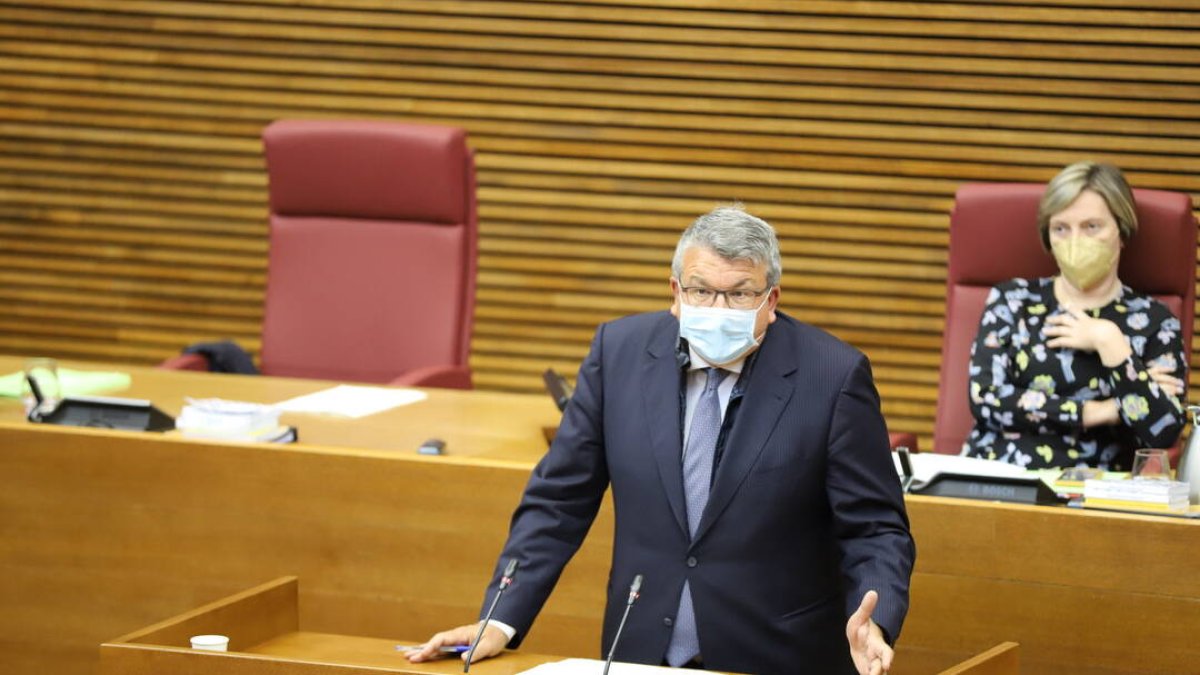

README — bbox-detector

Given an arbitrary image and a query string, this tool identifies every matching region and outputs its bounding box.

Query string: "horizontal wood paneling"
[0,0,1198,449]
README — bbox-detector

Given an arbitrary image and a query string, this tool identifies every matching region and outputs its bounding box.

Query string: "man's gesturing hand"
[846,590,893,675]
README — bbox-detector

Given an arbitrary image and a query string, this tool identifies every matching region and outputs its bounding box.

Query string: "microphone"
[602,574,643,675]
[542,369,574,412]
[24,373,45,421]
[464,558,518,673]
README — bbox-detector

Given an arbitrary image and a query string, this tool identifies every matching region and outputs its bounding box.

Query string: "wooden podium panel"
[0,421,611,675]
[101,576,561,675]
[936,642,1019,675]
[898,497,1200,675]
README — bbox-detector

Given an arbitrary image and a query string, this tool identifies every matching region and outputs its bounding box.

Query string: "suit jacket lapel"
[641,316,689,537]
[693,322,797,544]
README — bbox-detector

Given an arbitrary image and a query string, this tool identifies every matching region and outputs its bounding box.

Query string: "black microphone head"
[626,573,643,605]
[470,558,521,672]
[542,370,572,412]
[606,573,645,674]
[498,557,519,590]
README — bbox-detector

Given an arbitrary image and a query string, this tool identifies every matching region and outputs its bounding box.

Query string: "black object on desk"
[417,438,445,455]
[26,374,174,432]
[910,472,1064,506]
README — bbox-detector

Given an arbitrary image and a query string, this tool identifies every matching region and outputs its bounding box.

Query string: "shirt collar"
[685,344,747,375]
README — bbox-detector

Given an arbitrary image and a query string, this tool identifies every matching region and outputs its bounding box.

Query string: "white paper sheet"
[274,385,426,418]
[518,658,723,675]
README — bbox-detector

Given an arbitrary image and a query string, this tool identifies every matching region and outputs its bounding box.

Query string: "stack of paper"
[892,452,1028,490]
[176,398,290,442]
[518,658,720,674]
[1083,479,1190,513]
[1052,466,1107,497]
[274,385,426,418]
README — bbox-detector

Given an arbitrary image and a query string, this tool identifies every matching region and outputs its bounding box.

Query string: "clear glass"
[21,357,61,417]
[1131,448,1173,481]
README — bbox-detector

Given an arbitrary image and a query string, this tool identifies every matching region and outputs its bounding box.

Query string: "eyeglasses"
[678,285,769,309]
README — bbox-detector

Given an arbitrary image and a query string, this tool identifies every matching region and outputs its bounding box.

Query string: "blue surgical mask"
[678,297,766,365]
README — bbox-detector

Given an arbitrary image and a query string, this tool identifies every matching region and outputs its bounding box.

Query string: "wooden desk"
[2,359,1198,675]
[0,359,582,675]
[0,356,562,461]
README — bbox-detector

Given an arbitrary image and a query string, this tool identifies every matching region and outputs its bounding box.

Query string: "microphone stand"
[464,558,518,673]
[897,446,915,493]
[601,574,643,675]
[24,373,46,421]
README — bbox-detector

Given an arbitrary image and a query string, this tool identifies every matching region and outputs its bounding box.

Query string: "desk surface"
[248,633,737,674]
[249,632,549,673]
[0,355,562,463]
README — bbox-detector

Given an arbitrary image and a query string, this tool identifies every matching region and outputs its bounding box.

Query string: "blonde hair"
[1037,161,1138,251]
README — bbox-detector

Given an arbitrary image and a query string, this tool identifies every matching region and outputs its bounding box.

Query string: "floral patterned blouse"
[962,277,1187,471]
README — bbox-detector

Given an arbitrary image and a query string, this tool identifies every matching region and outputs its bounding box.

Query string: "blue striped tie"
[666,367,728,667]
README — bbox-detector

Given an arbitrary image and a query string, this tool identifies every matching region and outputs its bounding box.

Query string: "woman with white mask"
[963,162,1187,470]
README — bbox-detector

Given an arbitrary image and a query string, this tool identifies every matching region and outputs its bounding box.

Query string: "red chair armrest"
[158,352,210,372]
[390,365,472,390]
[889,431,919,454]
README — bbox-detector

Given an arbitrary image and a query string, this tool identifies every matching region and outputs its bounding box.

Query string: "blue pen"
[396,644,471,654]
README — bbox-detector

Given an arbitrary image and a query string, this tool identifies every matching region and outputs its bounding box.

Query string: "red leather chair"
[163,120,477,388]
[931,183,1196,457]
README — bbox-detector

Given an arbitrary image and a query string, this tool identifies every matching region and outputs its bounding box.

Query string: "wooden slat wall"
[1,1,1198,449]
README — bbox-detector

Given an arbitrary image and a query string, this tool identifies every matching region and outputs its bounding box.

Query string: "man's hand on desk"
[846,590,893,675]
[404,622,507,664]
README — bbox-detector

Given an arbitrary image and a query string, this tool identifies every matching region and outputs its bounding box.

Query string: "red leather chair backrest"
[933,183,1197,455]
[259,120,477,383]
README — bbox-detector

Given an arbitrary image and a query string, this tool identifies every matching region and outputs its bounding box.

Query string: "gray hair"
[671,205,782,287]
[1038,161,1138,251]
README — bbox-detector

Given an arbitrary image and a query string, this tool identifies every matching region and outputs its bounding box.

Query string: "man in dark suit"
[408,206,915,675]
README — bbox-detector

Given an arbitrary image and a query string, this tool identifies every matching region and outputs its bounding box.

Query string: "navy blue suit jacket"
[484,311,915,674]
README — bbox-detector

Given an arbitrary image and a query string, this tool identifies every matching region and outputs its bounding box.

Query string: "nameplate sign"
[912,472,1063,506]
